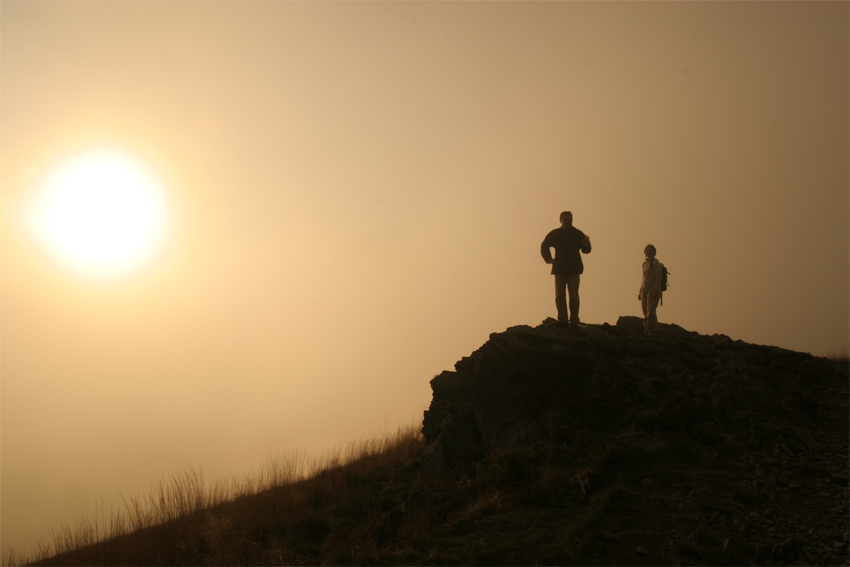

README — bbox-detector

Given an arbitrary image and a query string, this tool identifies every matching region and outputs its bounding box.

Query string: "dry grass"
[826,347,850,364]
[4,423,424,566]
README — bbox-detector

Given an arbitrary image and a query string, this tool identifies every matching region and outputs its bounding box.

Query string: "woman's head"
[644,244,656,258]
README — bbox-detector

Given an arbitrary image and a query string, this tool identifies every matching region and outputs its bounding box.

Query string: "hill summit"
[419,316,848,565]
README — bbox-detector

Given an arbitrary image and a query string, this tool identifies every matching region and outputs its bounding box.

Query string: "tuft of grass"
[6,457,314,566]
[825,347,849,364]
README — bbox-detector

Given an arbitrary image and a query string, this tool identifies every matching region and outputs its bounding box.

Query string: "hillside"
[23,317,849,566]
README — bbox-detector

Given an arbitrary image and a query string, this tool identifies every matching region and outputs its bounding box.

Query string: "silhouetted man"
[541,211,592,326]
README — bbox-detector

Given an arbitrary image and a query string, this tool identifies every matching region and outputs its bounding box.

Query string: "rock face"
[422,316,848,474]
[420,317,850,565]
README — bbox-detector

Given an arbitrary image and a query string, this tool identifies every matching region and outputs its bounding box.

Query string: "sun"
[28,149,169,276]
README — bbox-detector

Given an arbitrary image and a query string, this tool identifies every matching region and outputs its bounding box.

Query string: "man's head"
[559,211,573,227]
[644,244,657,259]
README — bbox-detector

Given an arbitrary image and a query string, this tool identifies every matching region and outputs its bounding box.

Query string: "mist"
[2,1,847,557]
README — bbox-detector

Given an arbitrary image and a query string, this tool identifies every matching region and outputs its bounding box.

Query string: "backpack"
[658,261,670,305]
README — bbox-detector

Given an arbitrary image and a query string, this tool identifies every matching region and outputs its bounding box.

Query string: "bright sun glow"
[28,149,168,276]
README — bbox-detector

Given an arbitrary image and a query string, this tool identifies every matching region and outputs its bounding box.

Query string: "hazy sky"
[2,1,847,557]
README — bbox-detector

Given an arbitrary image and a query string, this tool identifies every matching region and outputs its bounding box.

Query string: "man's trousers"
[640,288,660,333]
[554,274,581,324]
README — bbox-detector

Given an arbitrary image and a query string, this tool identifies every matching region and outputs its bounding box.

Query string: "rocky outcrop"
[419,317,849,565]
[422,317,848,474]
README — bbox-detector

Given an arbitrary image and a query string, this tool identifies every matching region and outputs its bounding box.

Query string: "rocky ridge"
[421,317,849,565]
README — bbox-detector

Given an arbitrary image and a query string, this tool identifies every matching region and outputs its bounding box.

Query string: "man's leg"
[554,275,569,324]
[566,275,581,324]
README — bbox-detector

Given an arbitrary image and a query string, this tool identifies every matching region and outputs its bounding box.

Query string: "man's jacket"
[541,226,592,276]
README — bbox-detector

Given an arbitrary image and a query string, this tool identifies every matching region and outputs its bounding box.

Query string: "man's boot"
[568,298,580,326]
[555,295,568,325]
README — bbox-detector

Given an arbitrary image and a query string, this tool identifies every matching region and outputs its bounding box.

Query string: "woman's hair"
[645,244,657,254]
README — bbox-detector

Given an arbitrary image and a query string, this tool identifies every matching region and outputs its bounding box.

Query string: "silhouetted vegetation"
[827,348,850,365]
[6,426,424,566]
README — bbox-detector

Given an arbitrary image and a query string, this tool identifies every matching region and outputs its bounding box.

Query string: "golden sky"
[2,1,848,557]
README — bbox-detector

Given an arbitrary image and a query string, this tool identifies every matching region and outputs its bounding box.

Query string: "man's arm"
[541,234,554,264]
[580,234,591,254]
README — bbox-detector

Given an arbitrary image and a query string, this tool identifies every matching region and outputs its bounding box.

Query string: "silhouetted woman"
[639,244,662,336]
